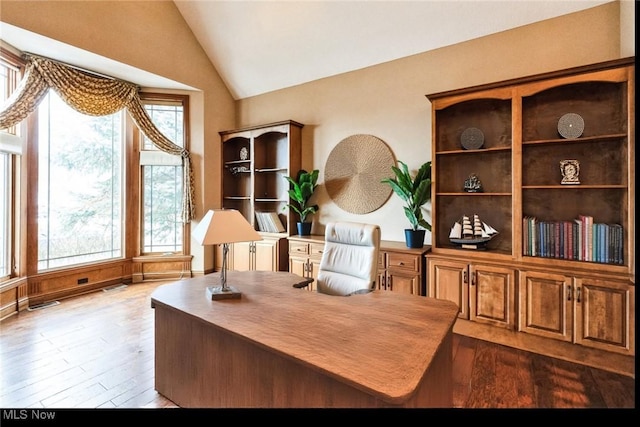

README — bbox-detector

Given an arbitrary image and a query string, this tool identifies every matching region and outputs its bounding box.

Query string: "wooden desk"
[151,271,459,408]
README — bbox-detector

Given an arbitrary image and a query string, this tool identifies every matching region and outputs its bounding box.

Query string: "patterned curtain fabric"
[0,54,195,223]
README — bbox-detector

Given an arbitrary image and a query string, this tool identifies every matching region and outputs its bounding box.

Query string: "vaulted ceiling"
[173,0,613,99]
[0,1,615,99]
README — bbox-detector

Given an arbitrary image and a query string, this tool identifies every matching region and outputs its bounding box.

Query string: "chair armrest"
[292,278,314,289]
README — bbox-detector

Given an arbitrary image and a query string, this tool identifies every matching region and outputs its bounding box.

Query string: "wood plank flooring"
[0,280,635,411]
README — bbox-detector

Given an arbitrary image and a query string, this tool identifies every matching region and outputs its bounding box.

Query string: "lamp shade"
[192,209,262,245]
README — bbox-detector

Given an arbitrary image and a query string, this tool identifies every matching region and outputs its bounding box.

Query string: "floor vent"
[103,284,128,292]
[28,301,60,311]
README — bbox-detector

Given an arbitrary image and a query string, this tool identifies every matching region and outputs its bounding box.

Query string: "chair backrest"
[316,221,381,296]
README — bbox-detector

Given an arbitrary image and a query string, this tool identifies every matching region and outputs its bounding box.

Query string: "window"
[0,152,10,279]
[37,90,124,270]
[1,46,189,280]
[139,95,188,254]
[0,51,22,280]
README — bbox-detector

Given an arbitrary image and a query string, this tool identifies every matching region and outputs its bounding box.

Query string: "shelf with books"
[522,215,624,265]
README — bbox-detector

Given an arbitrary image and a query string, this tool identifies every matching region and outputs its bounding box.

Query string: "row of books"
[522,215,624,265]
[255,211,286,233]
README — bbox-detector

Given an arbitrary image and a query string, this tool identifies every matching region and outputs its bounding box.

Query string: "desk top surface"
[151,271,458,404]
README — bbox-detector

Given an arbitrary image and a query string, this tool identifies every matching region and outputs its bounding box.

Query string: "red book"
[566,221,573,260]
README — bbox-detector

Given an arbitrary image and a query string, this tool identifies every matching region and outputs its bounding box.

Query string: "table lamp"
[192,209,262,300]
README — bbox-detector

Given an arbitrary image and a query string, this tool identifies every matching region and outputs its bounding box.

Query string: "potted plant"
[381,160,432,248]
[283,169,319,235]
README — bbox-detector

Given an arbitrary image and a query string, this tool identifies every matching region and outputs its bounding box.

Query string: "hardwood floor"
[0,280,634,411]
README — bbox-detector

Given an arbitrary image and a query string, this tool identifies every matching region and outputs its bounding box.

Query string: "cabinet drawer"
[289,242,309,256]
[387,252,419,273]
[310,243,325,258]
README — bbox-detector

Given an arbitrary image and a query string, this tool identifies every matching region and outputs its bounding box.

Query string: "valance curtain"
[0,54,195,223]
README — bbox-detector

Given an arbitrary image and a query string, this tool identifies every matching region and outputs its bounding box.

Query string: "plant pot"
[405,229,425,248]
[297,222,312,236]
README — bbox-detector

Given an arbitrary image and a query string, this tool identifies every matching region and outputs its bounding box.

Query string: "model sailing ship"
[449,214,498,249]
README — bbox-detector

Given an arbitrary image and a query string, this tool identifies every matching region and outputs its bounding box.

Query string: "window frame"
[0,47,24,283]
[35,89,126,271]
[136,92,190,257]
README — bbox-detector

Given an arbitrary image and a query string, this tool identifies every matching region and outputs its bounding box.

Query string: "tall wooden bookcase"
[426,58,635,376]
[219,120,303,272]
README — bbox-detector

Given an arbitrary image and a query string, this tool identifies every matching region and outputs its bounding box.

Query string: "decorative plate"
[239,146,248,160]
[557,113,584,139]
[460,127,484,150]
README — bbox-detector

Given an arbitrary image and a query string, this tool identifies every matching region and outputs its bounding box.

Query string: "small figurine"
[464,173,483,192]
[560,159,580,185]
[239,146,248,161]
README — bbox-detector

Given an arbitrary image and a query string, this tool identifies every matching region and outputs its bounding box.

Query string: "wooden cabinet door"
[518,270,573,342]
[387,271,420,295]
[574,277,635,355]
[289,256,316,291]
[376,252,387,290]
[308,243,324,285]
[307,258,320,292]
[376,270,387,291]
[289,256,307,278]
[428,258,468,319]
[253,239,277,271]
[470,264,515,329]
[231,241,253,271]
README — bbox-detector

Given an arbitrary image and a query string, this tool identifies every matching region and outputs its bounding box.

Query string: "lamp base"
[206,285,242,300]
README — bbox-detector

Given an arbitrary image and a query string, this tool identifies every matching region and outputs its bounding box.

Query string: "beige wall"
[236,1,632,242]
[0,0,235,272]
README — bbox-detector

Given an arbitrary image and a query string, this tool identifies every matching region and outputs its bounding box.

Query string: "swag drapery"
[0,54,195,223]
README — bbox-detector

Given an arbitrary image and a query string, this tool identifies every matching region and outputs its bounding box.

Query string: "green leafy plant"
[283,169,319,223]
[381,160,432,231]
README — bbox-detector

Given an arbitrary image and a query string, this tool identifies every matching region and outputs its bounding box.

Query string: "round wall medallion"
[558,113,584,139]
[460,127,484,150]
[324,134,395,214]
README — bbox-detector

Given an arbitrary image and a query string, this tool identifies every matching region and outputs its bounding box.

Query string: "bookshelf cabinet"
[426,58,634,375]
[220,120,303,272]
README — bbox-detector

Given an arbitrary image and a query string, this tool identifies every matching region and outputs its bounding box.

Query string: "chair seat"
[317,270,371,296]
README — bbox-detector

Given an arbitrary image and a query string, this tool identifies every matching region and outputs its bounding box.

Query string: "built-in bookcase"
[219,120,303,272]
[220,120,303,235]
[425,58,635,373]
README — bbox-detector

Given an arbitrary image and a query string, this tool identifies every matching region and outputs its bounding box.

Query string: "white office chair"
[314,221,381,296]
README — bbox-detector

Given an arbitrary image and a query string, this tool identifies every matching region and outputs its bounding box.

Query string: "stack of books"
[255,211,286,233]
[522,215,623,264]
